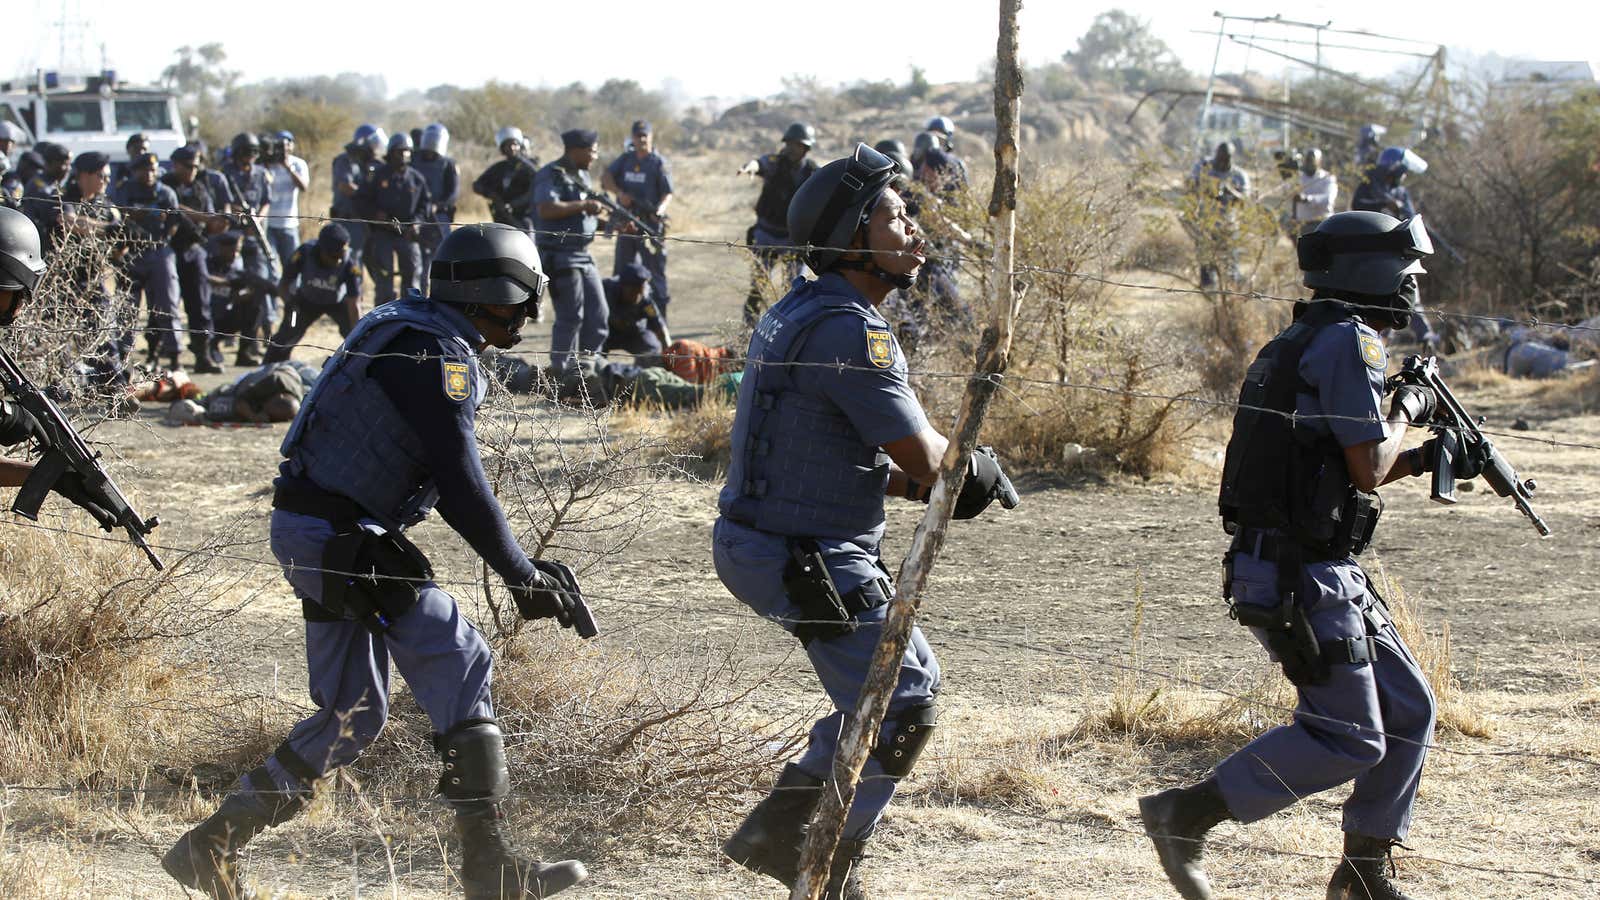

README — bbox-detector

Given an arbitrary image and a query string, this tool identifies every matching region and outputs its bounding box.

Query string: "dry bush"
[0,520,254,786]
[1366,561,1494,739]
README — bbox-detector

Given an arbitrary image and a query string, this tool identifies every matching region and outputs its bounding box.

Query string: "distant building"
[1499,60,1596,93]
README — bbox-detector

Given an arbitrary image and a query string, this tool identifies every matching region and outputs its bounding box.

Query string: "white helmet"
[0,122,24,143]
[495,126,525,149]
[421,122,450,155]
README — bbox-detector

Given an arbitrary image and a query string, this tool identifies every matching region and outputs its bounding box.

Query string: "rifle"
[0,345,164,569]
[235,208,280,271]
[1394,355,1550,536]
[565,177,666,255]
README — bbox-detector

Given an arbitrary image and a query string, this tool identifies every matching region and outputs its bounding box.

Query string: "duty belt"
[272,482,372,526]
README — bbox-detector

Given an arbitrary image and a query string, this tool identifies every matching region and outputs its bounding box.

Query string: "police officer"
[112,151,184,368]
[1,149,41,208]
[0,122,22,182]
[357,132,432,305]
[1352,147,1426,220]
[1189,141,1251,289]
[331,124,387,268]
[533,128,608,372]
[163,223,591,900]
[714,144,1015,899]
[602,119,673,319]
[473,127,539,232]
[413,123,459,277]
[737,122,819,325]
[263,223,364,363]
[205,230,276,366]
[162,145,224,372]
[600,259,669,365]
[1139,211,1460,900]
[221,133,278,362]
[19,142,72,243]
[913,116,968,195]
[51,152,133,390]
[0,205,128,516]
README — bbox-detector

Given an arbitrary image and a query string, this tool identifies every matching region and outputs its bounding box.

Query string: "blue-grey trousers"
[547,262,608,370]
[126,244,183,356]
[232,510,495,812]
[1215,546,1437,840]
[365,230,422,305]
[712,517,941,841]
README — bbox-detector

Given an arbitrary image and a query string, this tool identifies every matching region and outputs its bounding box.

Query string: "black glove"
[0,399,46,446]
[51,471,119,530]
[509,562,576,627]
[953,446,1019,520]
[1388,384,1436,426]
[1452,436,1492,480]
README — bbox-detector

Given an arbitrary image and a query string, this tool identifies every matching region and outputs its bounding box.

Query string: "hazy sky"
[14,0,1596,103]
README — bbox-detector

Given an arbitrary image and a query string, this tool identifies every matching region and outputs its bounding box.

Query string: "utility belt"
[1223,527,1389,687]
[273,482,432,634]
[781,538,892,647]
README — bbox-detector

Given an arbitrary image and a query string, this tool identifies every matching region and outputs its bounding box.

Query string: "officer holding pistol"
[714,144,1016,899]
[164,223,592,900]
[1139,210,1483,900]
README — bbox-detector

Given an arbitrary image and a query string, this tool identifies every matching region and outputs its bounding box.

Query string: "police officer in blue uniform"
[1352,147,1425,220]
[413,123,459,278]
[534,128,608,372]
[602,119,673,319]
[162,146,224,372]
[164,224,591,900]
[112,151,185,368]
[221,133,278,363]
[738,122,820,325]
[18,143,71,245]
[1139,211,1469,900]
[474,127,540,233]
[715,144,1016,900]
[331,124,387,268]
[600,259,669,365]
[357,132,432,305]
[263,223,364,363]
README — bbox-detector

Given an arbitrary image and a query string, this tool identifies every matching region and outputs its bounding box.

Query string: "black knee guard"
[436,718,511,805]
[873,703,937,778]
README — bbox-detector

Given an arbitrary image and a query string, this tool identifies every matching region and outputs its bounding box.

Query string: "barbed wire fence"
[4,83,1600,894]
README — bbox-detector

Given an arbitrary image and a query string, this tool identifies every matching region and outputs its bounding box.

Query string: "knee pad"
[436,718,510,804]
[872,703,937,778]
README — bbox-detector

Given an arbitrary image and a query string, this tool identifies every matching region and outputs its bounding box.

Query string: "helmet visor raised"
[430,256,549,302]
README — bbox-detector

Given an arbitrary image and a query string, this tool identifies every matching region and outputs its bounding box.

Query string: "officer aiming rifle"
[1391,355,1550,535]
[570,180,665,255]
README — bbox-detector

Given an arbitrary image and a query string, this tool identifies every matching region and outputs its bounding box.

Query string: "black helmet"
[787,142,899,272]
[36,141,70,165]
[873,139,907,158]
[429,224,547,306]
[782,122,815,147]
[231,132,260,157]
[317,223,350,251]
[0,207,48,321]
[1299,210,1432,327]
[387,132,414,155]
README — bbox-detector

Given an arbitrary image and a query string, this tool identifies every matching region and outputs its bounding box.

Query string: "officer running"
[262,223,363,363]
[738,122,819,325]
[473,127,540,233]
[163,224,592,900]
[533,128,608,372]
[413,123,460,277]
[601,119,673,319]
[714,144,1016,899]
[1139,210,1463,900]
[357,132,432,305]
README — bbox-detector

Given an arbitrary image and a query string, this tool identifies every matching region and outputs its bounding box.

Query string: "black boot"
[1326,833,1417,900]
[457,804,588,899]
[161,795,270,900]
[825,837,870,900]
[1138,777,1233,900]
[722,763,826,885]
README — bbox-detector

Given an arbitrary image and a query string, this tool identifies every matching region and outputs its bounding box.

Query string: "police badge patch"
[865,328,896,369]
[442,361,471,401]
[1358,334,1387,371]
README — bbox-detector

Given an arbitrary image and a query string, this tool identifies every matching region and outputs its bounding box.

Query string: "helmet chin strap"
[832,255,916,290]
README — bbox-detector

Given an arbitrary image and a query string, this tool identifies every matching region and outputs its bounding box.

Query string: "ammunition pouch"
[275,484,433,633]
[783,539,891,647]
[1225,540,1381,687]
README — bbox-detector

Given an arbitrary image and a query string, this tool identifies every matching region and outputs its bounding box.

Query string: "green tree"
[1065,10,1190,91]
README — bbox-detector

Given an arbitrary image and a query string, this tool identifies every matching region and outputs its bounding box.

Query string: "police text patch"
[865,328,896,369]
[442,361,471,401]
[1358,334,1386,371]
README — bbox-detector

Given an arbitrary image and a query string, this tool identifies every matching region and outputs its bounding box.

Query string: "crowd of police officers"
[0,109,1478,900]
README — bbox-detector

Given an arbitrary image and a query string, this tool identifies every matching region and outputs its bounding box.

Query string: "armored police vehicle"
[1,70,186,162]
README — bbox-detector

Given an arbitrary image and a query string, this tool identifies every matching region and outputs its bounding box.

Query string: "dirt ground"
[3,148,1598,898]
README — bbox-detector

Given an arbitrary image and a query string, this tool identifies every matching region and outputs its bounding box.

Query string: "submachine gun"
[0,345,164,569]
[1393,355,1550,536]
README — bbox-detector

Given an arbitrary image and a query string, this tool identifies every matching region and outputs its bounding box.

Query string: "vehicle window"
[114,99,171,131]
[47,100,104,132]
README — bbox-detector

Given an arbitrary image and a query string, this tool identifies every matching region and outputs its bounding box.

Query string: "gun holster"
[318,525,433,634]
[782,540,890,647]
[1225,546,1327,686]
